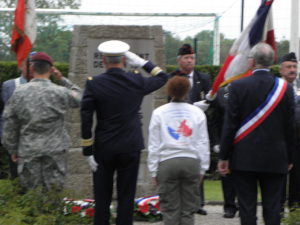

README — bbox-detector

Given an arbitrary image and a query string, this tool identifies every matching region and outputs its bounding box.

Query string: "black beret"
[178,44,195,56]
[280,52,297,63]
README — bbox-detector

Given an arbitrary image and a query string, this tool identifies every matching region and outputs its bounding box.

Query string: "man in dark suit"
[80,40,168,225]
[169,44,211,105]
[279,52,300,209]
[218,42,295,225]
[169,43,211,215]
[210,85,238,218]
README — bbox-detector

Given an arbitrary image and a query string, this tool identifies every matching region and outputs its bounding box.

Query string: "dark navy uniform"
[210,86,238,217]
[81,61,168,225]
[220,70,295,225]
[169,69,211,103]
[289,78,300,208]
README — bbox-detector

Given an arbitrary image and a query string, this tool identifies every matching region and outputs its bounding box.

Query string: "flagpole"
[290,0,299,59]
[241,0,244,32]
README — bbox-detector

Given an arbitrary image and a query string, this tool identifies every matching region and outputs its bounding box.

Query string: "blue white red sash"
[234,77,287,144]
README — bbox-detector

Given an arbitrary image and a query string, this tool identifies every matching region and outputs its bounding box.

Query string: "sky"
[69,0,292,41]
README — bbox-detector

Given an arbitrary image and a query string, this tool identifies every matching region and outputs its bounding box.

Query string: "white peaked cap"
[97,40,130,56]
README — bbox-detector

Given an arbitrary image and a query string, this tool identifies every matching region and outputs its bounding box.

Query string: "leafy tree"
[0,0,80,62]
[33,25,73,62]
[276,40,289,63]
[164,31,184,65]
[164,30,225,66]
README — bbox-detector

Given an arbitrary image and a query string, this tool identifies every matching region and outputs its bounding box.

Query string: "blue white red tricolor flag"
[210,0,275,97]
[11,0,36,68]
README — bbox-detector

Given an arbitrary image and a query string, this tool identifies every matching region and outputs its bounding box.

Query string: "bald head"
[248,42,274,68]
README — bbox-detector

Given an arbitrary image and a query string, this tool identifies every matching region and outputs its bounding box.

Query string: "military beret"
[98,40,130,56]
[280,52,297,63]
[31,52,54,66]
[178,43,195,56]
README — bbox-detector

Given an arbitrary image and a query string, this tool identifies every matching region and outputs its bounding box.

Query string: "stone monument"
[65,25,167,197]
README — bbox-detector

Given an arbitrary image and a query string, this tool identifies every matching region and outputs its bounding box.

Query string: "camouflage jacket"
[2,77,81,158]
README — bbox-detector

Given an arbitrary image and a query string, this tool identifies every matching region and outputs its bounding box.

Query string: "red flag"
[11,0,36,68]
[208,0,275,99]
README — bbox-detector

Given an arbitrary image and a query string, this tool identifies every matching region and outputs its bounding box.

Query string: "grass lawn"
[204,180,223,202]
[204,179,262,202]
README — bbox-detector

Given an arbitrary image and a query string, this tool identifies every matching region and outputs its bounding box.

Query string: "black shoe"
[196,208,207,215]
[223,210,236,218]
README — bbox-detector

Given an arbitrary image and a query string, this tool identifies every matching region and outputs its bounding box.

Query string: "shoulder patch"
[87,76,93,80]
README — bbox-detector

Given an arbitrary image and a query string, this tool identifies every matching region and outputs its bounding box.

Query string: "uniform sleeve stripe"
[81,138,94,146]
[150,67,163,76]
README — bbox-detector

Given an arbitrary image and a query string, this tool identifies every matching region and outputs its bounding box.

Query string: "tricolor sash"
[234,77,287,144]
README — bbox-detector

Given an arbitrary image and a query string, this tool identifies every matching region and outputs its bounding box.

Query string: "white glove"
[193,100,210,111]
[213,145,220,153]
[125,51,147,67]
[87,156,98,172]
[206,90,217,101]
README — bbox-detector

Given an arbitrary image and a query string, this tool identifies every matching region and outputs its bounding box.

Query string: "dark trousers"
[232,171,285,225]
[0,145,17,179]
[289,133,300,208]
[199,182,205,208]
[221,174,238,212]
[93,151,140,225]
[289,165,300,208]
[280,175,287,213]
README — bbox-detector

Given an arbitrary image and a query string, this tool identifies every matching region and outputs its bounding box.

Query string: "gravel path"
[134,205,265,225]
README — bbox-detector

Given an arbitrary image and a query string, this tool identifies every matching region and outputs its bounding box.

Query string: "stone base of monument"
[66,25,166,200]
[65,149,157,199]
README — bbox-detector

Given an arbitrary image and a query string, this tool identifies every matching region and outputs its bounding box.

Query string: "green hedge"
[0,62,69,82]
[0,61,280,83]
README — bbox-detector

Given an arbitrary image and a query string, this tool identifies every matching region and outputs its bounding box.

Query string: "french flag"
[209,0,275,98]
[11,0,36,68]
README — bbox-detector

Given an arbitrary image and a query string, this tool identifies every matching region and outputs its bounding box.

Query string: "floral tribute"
[134,195,162,222]
[64,198,95,218]
[64,195,162,222]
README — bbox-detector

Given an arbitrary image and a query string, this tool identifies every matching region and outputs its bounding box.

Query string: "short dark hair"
[167,76,190,101]
[32,61,52,74]
[105,55,123,64]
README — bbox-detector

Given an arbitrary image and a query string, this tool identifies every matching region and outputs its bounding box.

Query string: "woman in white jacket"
[148,75,210,225]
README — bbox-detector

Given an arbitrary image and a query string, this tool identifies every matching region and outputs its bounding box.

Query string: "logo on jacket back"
[167,120,192,140]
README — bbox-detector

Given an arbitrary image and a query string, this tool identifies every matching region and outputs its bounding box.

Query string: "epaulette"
[133,70,140,74]
[87,76,93,80]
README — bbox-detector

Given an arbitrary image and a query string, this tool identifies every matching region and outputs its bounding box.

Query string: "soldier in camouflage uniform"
[2,52,81,191]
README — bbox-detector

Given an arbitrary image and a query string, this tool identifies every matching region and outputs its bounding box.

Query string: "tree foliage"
[0,0,80,62]
[0,1,290,66]
[165,29,289,67]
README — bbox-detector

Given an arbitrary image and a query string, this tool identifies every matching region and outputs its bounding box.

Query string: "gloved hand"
[205,90,217,102]
[213,145,220,153]
[193,100,210,111]
[125,51,147,67]
[87,155,98,172]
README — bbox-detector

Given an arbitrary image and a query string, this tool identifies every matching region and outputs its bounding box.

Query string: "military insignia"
[133,70,140,74]
[87,76,93,80]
